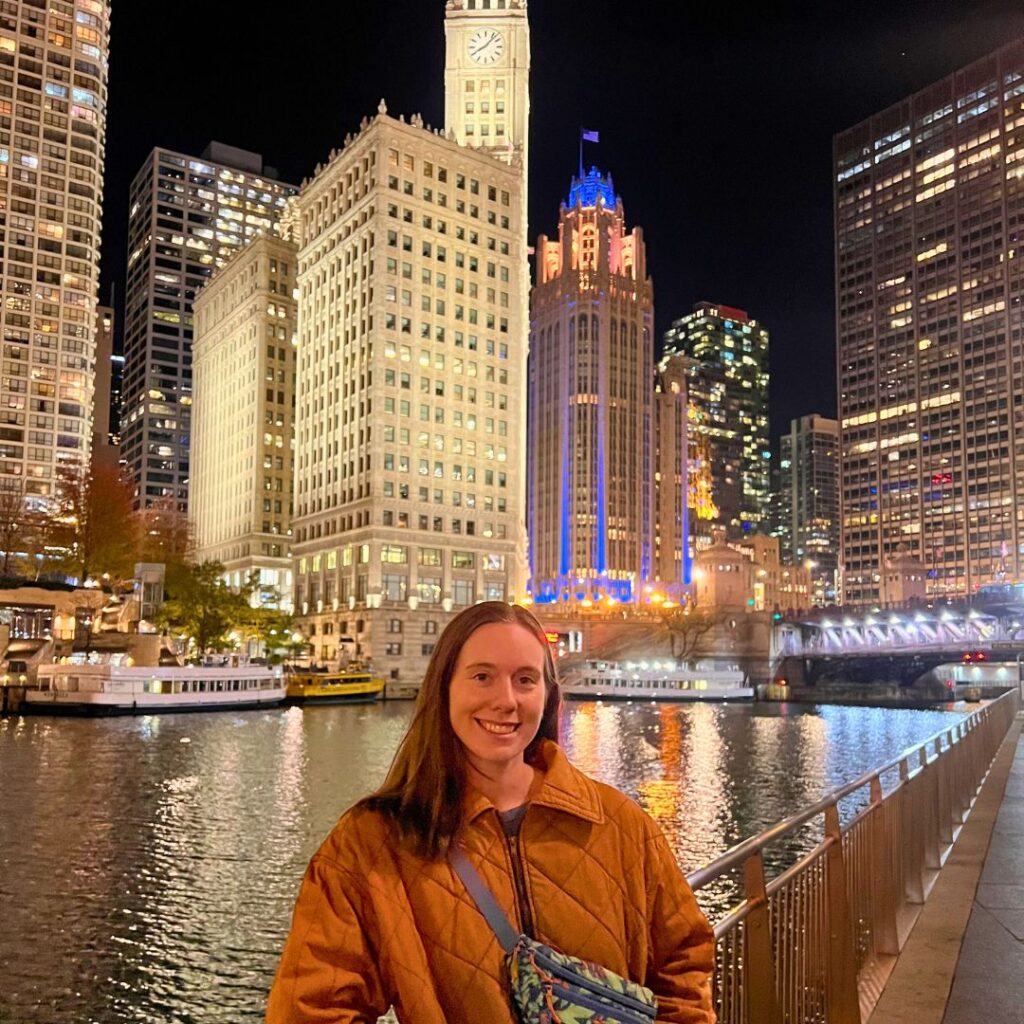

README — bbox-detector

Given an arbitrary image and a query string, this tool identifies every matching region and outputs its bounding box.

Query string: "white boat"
[559,659,754,701]
[25,664,287,715]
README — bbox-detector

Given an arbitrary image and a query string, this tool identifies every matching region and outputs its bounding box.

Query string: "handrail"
[687,697,980,889]
[686,688,1020,1023]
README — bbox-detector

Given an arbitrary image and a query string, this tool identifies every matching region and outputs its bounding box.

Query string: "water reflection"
[0,701,962,1023]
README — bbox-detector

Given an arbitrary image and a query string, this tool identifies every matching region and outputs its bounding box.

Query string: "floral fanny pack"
[451,848,657,1024]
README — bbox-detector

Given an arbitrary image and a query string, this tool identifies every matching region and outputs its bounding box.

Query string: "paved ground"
[871,716,1021,1024]
[943,723,1024,1023]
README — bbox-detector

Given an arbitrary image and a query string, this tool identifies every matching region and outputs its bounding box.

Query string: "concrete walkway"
[942,720,1024,1023]
[870,717,1022,1023]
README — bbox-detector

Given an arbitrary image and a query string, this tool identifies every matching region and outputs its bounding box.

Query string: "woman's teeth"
[478,720,518,734]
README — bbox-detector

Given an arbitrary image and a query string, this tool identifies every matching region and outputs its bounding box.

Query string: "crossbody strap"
[450,847,520,954]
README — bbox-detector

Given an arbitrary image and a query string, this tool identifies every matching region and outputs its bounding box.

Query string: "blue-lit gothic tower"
[527,168,654,604]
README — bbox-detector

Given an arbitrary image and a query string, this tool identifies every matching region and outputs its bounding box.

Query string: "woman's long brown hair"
[358,601,561,860]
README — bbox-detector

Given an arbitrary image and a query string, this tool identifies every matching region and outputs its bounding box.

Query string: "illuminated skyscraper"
[191,234,298,610]
[290,0,530,685]
[528,168,654,604]
[652,355,689,595]
[778,414,839,605]
[0,0,110,495]
[835,39,1024,602]
[663,302,771,536]
[121,143,295,510]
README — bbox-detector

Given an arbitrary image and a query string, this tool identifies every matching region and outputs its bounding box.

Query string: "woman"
[267,601,716,1023]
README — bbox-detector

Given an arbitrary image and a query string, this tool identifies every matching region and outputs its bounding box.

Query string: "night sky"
[100,0,1024,445]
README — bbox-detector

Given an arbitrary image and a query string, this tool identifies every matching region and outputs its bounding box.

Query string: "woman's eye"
[473,672,489,682]
[518,676,537,686]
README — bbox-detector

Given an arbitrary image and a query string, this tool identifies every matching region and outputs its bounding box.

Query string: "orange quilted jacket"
[266,741,716,1023]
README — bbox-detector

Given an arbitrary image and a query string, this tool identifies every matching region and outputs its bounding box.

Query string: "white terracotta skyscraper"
[289,1,530,686]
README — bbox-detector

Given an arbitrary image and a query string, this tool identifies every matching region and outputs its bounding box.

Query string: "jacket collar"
[463,741,605,826]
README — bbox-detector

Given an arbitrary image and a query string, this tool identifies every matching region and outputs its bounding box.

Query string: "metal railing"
[686,689,1021,1023]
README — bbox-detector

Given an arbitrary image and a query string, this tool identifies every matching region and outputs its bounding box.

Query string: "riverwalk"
[871,713,1023,1023]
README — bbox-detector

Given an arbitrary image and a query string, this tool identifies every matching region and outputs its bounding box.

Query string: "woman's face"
[448,622,548,773]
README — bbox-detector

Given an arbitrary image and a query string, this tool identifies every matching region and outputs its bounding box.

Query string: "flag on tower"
[581,129,600,143]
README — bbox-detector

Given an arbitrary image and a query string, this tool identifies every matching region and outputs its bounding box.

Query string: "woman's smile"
[475,718,520,735]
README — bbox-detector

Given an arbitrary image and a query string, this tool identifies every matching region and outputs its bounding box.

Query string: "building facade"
[0,0,110,496]
[290,0,530,685]
[835,39,1024,602]
[663,302,771,535]
[91,304,112,444]
[528,168,654,605]
[653,355,689,596]
[778,414,839,605]
[694,530,810,613]
[191,234,297,610]
[90,304,118,470]
[121,143,295,510]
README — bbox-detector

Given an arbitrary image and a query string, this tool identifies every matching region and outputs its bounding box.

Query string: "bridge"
[773,597,1024,658]
[768,598,1024,701]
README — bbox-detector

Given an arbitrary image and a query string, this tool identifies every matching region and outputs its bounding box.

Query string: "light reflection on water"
[0,700,962,1023]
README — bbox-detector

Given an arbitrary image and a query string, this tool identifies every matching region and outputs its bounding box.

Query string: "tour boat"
[559,659,754,701]
[285,666,386,705]
[25,663,287,715]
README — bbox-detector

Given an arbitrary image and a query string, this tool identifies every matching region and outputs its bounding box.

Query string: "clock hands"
[468,30,503,64]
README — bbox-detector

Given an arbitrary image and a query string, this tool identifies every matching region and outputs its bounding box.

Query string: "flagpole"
[578,126,583,179]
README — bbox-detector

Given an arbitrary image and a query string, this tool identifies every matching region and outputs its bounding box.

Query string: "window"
[385,642,403,656]
[416,575,441,604]
[381,544,408,564]
[382,573,407,602]
[419,547,442,566]
[452,579,475,606]
[386,619,403,634]
[452,551,475,569]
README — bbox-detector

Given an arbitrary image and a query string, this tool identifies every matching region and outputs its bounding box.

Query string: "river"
[0,700,964,1023]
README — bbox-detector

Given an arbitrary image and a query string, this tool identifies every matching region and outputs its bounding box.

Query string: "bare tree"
[660,604,722,661]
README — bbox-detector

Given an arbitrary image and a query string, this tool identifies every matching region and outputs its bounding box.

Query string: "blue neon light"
[595,410,607,575]
[682,460,693,586]
[567,167,619,210]
[558,392,572,578]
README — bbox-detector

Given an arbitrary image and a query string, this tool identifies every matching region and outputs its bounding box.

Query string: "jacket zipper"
[506,831,535,939]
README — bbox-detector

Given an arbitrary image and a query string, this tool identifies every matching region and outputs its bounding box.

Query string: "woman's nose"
[490,675,516,708]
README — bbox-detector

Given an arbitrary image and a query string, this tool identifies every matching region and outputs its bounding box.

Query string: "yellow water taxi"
[285,667,385,705]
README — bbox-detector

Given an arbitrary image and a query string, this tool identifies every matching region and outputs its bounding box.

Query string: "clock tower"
[444,0,529,174]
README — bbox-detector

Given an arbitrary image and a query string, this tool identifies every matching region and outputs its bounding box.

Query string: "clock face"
[468,28,504,64]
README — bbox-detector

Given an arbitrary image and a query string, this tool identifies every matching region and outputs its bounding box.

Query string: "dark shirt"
[498,804,528,837]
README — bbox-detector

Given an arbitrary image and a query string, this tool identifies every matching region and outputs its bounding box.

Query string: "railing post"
[920,746,940,870]
[952,723,969,821]
[899,758,925,904]
[824,804,861,1024]
[743,852,781,1024]
[869,775,899,956]
[940,731,955,840]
